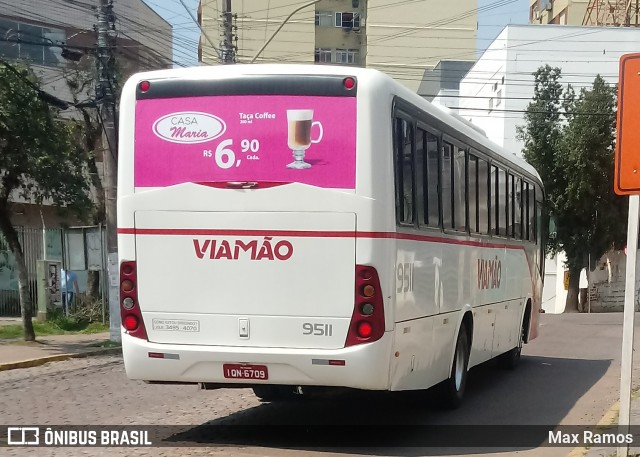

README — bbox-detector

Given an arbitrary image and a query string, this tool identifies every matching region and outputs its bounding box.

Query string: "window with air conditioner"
[335,12,361,29]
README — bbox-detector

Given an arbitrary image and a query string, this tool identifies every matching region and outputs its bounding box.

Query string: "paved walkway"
[0,331,120,371]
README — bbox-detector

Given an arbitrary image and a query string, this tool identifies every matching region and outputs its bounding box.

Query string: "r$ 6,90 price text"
[203,139,260,169]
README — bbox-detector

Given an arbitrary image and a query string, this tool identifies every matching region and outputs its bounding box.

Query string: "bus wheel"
[500,319,525,369]
[252,385,297,402]
[444,323,470,409]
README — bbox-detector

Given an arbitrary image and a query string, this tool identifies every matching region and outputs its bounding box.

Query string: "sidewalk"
[0,332,121,372]
[571,395,640,457]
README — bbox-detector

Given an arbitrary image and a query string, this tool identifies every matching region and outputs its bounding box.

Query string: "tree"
[518,67,626,311]
[63,56,124,303]
[518,66,567,208]
[65,62,105,301]
[0,62,91,340]
[556,75,626,311]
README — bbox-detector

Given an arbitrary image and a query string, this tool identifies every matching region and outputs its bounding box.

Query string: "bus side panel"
[390,237,536,387]
[391,237,454,390]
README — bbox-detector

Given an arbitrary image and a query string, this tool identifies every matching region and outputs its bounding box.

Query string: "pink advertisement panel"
[134,95,356,189]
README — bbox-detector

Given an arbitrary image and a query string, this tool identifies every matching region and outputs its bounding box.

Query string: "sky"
[142,0,530,67]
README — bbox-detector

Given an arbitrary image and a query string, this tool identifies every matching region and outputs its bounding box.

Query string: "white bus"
[117,64,544,407]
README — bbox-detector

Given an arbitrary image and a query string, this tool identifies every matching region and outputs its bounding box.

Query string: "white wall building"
[459,24,640,156]
[459,24,640,313]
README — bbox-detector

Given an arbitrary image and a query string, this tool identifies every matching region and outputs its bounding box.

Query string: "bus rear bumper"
[121,331,393,391]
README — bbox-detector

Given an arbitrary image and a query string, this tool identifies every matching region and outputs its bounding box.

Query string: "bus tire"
[252,385,296,402]
[444,323,470,409]
[500,317,526,369]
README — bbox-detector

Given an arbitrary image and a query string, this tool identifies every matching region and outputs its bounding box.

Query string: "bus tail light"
[120,261,148,340]
[345,265,385,347]
[343,77,356,90]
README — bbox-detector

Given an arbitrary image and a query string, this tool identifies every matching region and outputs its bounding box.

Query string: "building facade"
[198,0,477,92]
[458,24,640,157]
[529,0,590,24]
[0,0,173,227]
[0,1,173,316]
[458,24,640,313]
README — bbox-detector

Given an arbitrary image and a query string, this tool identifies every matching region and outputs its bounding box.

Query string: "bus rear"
[117,66,394,391]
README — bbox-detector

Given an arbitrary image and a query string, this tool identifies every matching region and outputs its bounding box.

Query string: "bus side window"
[490,165,499,235]
[524,181,530,240]
[453,146,466,231]
[478,157,489,234]
[529,186,542,243]
[508,173,515,238]
[394,117,414,225]
[498,167,508,236]
[442,142,453,229]
[426,131,440,227]
[529,184,536,242]
[417,127,441,229]
[514,176,523,239]
[416,128,425,226]
[468,154,479,233]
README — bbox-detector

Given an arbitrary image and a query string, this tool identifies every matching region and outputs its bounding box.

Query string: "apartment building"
[0,1,172,228]
[199,0,477,92]
[529,0,590,24]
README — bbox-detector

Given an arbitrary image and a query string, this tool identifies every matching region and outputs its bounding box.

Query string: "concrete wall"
[458,29,508,151]
[366,0,477,92]
[587,250,640,312]
[201,0,315,65]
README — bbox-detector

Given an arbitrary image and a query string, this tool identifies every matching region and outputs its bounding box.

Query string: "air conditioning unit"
[539,0,552,11]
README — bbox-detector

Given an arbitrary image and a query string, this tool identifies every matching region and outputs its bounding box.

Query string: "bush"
[46,296,107,331]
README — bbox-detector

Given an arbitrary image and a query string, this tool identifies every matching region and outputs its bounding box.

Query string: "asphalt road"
[1,312,639,457]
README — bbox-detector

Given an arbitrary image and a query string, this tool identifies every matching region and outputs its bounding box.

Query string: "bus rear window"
[134,95,356,189]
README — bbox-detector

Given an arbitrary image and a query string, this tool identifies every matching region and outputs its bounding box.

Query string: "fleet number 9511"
[303,323,333,336]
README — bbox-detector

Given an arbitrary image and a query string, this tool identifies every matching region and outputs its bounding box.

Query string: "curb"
[567,401,621,457]
[0,347,122,372]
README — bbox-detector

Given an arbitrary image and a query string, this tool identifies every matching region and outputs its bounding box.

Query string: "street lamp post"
[250,0,322,64]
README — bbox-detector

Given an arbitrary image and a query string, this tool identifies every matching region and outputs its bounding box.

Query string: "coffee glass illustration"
[286,109,323,169]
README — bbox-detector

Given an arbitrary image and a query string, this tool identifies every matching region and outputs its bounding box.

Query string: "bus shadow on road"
[164,355,611,455]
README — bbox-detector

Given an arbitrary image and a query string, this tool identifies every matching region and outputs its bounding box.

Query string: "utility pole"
[221,0,236,63]
[96,0,120,341]
[251,0,321,63]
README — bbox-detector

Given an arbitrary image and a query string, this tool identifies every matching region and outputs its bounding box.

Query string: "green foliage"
[518,66,627,275]
[0,62,93,339]
[557,75,626,271]
[0,63,91,212]
[0,318,109,340]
